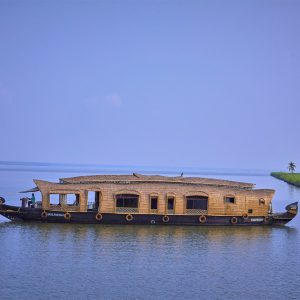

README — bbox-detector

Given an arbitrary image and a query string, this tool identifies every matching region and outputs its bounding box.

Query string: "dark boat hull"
[0,204,296,226]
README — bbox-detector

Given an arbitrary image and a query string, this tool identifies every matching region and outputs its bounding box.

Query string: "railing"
[64,205,80,212]
[36,201,42,208]
[49,204,80,211]
[87,202,96,210]
[116,207,138,213]
[49,204,64,211]
[167,209,175,215]
[150,209,158,214]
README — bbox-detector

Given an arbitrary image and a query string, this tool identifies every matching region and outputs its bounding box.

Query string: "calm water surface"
[0,167,299,299]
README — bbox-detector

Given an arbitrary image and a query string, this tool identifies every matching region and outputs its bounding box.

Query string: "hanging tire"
[162,215,169,223]
[242,214,248,220]
[199,215,206,224]
[96,213,102,221]
[41,211,48,219]
[231,217,238,224]
[64,212,71,220]
[126,214,133,222]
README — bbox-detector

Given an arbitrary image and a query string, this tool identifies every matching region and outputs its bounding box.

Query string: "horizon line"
[0,160,274,173]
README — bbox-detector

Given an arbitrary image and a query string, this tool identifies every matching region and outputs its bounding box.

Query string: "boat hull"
[0,204,296,226]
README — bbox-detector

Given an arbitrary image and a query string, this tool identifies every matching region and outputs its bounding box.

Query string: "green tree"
[288,162,296,173]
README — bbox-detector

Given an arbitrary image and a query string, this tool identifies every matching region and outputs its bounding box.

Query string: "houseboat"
[0,174,298,225]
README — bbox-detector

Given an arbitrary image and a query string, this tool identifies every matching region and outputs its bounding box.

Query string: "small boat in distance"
[0,174,298,225]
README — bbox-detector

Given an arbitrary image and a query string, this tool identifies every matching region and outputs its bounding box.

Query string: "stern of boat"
[0,197,24,221]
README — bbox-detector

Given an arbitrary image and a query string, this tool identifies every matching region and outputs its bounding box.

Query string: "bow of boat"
[271,201,298,225]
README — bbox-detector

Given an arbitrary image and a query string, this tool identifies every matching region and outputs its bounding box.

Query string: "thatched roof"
[60,173,254,189]
[19,187,40,193]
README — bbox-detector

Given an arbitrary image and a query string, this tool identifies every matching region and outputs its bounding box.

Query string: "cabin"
[33,174,274,217]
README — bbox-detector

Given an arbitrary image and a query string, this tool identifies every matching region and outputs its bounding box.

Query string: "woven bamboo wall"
[34,179,274,216]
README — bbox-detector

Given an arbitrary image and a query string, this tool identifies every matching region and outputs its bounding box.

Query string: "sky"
[0,0,299,170]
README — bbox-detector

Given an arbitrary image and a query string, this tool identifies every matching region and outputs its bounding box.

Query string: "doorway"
[87,191,100,210]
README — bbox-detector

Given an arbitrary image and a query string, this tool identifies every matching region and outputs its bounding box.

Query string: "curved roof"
[60,173,254,189]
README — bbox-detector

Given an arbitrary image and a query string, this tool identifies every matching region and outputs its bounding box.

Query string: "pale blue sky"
[0,0,299,170]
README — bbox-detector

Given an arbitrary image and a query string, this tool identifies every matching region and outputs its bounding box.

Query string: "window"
[167,197,174,210]
[166,196,175,214]
[64,194,79,206]
[186,196,208,214]
[150,197,158,210]
[49,193,79,207]
[224,196,235,204]
[116,194,138,208]
[248,209,253,214]
[259,198,265,205]
[49,194,60,205]
[116,194,139,212]
[186,196,208,210]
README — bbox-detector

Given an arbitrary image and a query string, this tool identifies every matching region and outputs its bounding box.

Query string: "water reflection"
[1,220,299,299]
[0,221,297,243]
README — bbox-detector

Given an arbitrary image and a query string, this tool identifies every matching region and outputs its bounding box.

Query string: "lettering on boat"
[48,212,64,217]
[250,218,264,222]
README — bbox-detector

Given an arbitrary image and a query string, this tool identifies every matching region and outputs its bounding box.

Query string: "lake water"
[0,164,299,299]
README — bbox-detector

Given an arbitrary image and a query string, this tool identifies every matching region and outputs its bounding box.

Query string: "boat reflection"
[0,221,297,244]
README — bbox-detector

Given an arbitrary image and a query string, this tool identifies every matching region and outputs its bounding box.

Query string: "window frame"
[149,193,159,213]
[86,190,102,211]
[224,195,236,204]
[114,191,140,213]
[48,192,81,211]
[166,193,176,214]
[186,195,208,210]
[185,194,209,214]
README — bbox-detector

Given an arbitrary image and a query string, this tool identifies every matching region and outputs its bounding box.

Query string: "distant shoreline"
[0,161,271,176]
[271,172,300,187]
